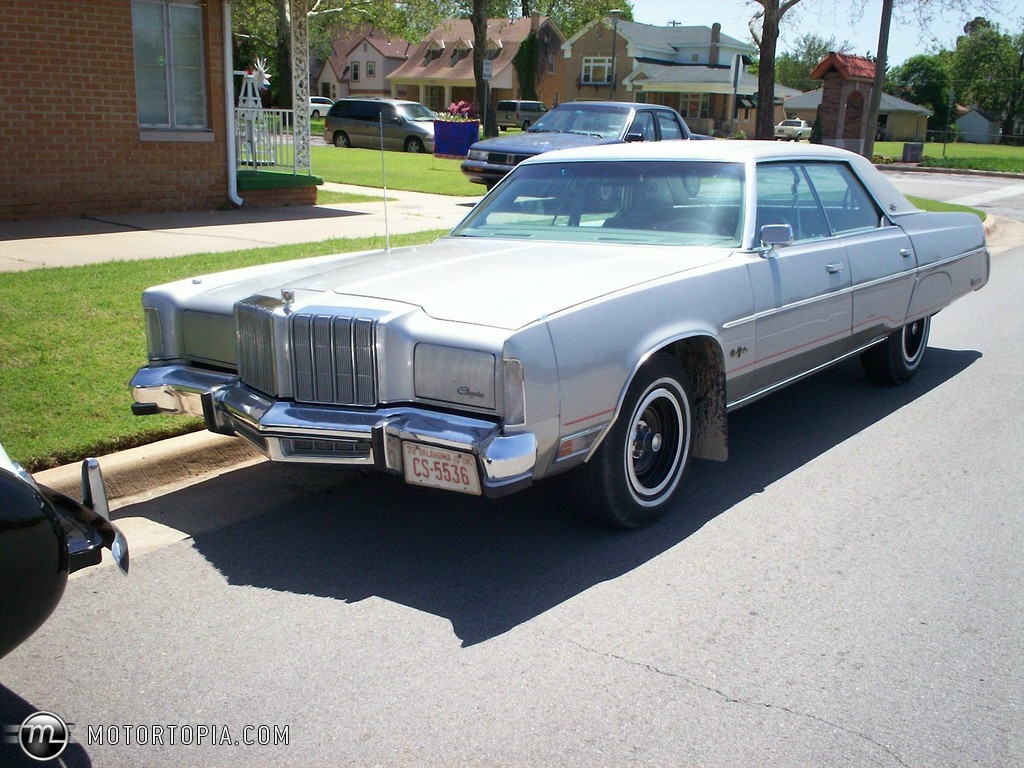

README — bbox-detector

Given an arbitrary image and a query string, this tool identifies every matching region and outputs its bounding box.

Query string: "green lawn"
[906,195,986,220]
[875,141,1024,173]
[311,145,483,196]
[0,230,445,471]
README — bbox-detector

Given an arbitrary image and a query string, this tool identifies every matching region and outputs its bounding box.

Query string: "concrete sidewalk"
[0,183,480,271]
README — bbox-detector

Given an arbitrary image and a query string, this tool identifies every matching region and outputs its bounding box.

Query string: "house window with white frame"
[367,61,375,77]
[132,0,207,129]
[582,57,611,85]
[679,93,710,120]
[352,62,360,82]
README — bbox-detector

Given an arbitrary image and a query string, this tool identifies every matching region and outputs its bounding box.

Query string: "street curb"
[877,164,1024,180]
[34,430,264,502]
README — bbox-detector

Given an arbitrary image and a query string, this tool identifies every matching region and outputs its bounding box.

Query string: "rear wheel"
[860,315,931,384]
[333,131,350,148]
[572,355,693,529]
[404,137,425,153]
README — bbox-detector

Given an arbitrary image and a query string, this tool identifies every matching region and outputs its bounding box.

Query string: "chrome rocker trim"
[131,365,538,498]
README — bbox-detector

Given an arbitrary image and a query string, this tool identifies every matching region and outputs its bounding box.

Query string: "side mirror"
[759,223,794,258]
[624,132,645,143]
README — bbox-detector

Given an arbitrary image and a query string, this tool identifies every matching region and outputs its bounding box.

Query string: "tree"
[886,53,952,130]
[232,0,457,107]
[531,0,634,39]
[952,19,1024,140]
[775,33,850,92]
[747,0,804,140]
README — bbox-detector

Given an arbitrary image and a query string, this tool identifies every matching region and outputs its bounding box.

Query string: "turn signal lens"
[503,359,526,426]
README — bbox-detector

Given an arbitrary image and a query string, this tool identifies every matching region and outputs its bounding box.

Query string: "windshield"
[528,105,629,139]
[399,103,437,121]
[452,160,746,247]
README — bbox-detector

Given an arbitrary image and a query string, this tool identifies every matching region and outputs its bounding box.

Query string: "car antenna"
[378,113,391,255]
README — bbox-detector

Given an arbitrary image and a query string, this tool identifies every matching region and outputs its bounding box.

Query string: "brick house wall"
[561,23,629,103]
[1,0,229,220]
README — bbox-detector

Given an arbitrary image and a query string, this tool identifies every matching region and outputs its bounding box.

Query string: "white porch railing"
[235,107,309,174]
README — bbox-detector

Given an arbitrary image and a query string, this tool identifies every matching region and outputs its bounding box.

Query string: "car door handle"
[900,248,913,258]
[826,262,844,274]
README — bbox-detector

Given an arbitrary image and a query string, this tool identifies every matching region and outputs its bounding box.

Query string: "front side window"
[755,163,829,242]
[582,57,611,85]
[629,111,656,141]
[132,1,207,129]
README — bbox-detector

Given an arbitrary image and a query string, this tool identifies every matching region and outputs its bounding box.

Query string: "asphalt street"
[0,171,1021,767]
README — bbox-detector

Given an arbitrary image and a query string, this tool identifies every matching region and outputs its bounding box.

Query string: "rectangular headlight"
[467,149,488,161]
[414,344,495,409]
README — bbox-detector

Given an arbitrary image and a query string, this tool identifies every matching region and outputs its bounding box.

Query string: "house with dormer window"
[562,18,796,136]
[387,13,565,113]
[314,27,412,100]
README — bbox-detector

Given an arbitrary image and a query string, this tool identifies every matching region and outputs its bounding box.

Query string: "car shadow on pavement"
[130,349,978,647]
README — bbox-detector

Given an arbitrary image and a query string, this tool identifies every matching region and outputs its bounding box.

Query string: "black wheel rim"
[624,384,687,505]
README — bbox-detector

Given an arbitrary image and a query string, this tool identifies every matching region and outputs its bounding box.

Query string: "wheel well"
[664,336,728,462]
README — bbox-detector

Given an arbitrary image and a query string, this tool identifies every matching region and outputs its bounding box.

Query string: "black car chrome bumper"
[131,365,538,498]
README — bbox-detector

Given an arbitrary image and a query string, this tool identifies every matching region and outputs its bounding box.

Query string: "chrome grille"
[290,315,377,406]
[235,297,280,396]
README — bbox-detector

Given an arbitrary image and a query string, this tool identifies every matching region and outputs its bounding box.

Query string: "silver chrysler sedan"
[130,142,988,528]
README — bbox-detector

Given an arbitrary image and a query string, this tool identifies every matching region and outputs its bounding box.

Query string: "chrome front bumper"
[131,365,537,497]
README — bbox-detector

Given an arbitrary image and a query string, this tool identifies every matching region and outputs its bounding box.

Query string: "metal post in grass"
[943,90,954,158]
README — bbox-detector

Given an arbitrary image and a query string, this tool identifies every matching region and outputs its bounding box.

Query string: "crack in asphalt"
[567,639,910,768]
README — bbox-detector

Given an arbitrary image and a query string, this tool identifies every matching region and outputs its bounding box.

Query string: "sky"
[625,0,1019,66]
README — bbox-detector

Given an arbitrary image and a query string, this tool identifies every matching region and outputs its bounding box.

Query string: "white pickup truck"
[774,119,812,141]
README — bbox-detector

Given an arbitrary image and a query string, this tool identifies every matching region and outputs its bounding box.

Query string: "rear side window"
[803,163,881,234]
[656,112,683,140]
[497,101,513,111]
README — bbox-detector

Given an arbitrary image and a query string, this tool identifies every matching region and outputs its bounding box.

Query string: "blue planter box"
[433,120,480,158]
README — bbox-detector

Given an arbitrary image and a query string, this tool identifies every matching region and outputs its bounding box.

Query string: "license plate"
[402,442,481,495]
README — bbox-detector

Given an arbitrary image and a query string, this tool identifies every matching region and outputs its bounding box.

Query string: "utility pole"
[608,10,622,101]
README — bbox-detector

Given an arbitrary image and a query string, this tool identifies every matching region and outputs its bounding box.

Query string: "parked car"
[0,442,128,659]
[130,141,988,528]
[323,98,438,153]
[495,99,549,131]
[774,118,812,141]
[309,96,335,118]
[461,101,710,188]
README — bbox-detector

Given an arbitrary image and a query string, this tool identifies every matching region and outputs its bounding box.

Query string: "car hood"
[197,237,731,331]
[471,131,619,156]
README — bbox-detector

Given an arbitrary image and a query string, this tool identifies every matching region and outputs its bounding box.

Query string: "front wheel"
[860,315,931,384]
[333,131,350,148]
[572,355,694,528]
[404,137,425,153]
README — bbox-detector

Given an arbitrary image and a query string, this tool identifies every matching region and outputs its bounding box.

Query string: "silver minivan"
[323,98,437,153]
